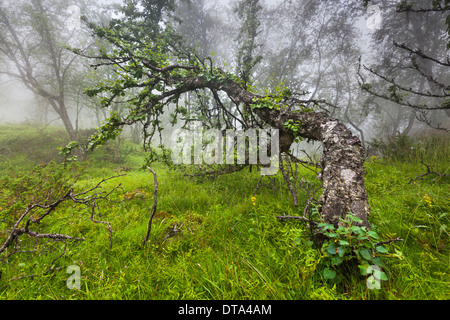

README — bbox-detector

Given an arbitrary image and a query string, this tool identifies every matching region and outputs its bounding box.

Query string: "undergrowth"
[0,125,448,300]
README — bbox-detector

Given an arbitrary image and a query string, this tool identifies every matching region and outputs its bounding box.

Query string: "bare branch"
[89,201,114,249]
[142,59,200,73]
[374,238,404,246]
[363,65,448,99]
[393,42,450,67]
[142,167,159,245]
[409,159,450,183]
[0,175,123,258]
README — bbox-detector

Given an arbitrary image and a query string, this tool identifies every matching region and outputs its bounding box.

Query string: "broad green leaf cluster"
[319,214,389,283]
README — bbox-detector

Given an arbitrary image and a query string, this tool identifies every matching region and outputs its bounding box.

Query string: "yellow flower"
[251,196,256,205]
[371,155,377,160]
[424,194,432,208]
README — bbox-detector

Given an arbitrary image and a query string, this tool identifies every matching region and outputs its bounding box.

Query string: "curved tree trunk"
[253,108,370,228]
[210,78,370,228]
[141,61,371,228]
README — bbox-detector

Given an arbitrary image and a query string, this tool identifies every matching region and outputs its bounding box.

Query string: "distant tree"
[174,0,231,61]
[250,1,371,149]
[0,0,113,159]
[358,0,449,132]
[170,0,234,131]
[234,0,263,87]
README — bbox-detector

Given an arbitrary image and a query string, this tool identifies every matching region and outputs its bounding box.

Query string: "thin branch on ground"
[374,238,404,246]
[279,156,298,207]
[0,175,124,260]
[409,159,450,183]
[89,201,114,249]
[142,166,159,245]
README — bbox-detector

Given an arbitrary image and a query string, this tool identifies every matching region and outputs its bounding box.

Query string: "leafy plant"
[251,83,296,111]
[283,119,304,143]
[318,214,389,283]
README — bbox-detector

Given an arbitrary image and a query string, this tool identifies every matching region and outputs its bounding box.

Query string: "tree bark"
[254,107,370,228]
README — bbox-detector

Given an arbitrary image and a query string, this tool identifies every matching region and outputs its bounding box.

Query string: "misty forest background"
[0,0,448,300]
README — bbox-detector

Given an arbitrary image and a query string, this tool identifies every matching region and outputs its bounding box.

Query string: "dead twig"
[0,175,124,260]
[279,156,298,207]
[409,160,449,183]
[374,238,404,246]
[142,166,159,245]
[89,201,113,249]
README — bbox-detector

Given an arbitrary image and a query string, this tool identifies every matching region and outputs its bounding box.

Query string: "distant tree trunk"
[53,99,86,161]
[113,134,122,163]
[58,104,77,141]
[402,77,426,136]
[344,91,365,148]
[402,110,416,136]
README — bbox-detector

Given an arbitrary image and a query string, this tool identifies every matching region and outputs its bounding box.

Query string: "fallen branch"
[409,160,449,183]
[142,166,159,245]
[185,164,247,178]
[374,238,404,246]
[14,229,84,241]
[0,175,124,259]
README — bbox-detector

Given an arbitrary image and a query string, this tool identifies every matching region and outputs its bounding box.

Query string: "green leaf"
[325,232,337,238]
[327,243,337,255]
[362,240,374,249]
[359,248,372,261]
[376,246,389,254]
[332,256,344,265]
[372,256,386,268]
[337,246,346,257]
[352,216,363,224]
[351,225,362,233]
[368,230,380,240]
[319,223,335,232]
[358,264,368,276]
[323,268,336,280]
[379,271,388,281]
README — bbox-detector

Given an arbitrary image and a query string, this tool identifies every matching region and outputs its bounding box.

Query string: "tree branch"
[0,175,123,258]
[142,166,159,245]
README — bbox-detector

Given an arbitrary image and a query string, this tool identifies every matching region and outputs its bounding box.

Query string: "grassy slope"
[0,125,448,300]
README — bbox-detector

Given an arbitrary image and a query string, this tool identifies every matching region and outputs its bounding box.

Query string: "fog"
[0,0,448,147]
[0,78,33,123]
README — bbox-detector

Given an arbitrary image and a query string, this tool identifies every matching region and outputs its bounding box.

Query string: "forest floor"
[0,124,448,300]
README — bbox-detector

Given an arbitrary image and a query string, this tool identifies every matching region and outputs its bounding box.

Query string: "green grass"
[0,124,448,300]
[364,157,449,299]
